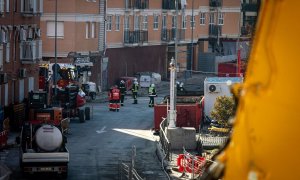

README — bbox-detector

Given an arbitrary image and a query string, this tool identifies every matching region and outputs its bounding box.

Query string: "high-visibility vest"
[132,84,139,92]
[112,88,120,100]
[148,87,156,96]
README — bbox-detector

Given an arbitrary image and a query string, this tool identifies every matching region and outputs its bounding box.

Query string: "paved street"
[3,93,169,180]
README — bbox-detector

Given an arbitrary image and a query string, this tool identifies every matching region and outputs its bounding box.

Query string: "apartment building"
[105,0,242,86]
[0,0,43,107]
[41,0,242,89]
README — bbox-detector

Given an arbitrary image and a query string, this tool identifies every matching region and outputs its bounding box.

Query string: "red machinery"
[39,63,90,123]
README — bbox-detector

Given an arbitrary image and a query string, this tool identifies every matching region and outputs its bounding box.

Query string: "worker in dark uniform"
[131,79,139,104]
[118,80,126,106]
[148,84,157,107]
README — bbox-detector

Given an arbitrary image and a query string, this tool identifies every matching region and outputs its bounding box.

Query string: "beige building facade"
[41,0,242,88]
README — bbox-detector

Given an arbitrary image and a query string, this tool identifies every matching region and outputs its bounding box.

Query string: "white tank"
[35,125,63,152]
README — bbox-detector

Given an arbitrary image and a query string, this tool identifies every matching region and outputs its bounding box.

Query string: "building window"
[46,21,64,38]
[91,22,95,38]
[134,15,140,30]
[172,15,176,29]
[85,22,89,39]
[153,14,159,30]
[6,0,9,12]
[190,15,195,28]
[200,13,205,25]
[124,15,129,30]
[182,15,186,29]
[162,15,167,29]
[209,13,215,25]
[28,77,34,93]
[115,15,120,31]
[142,15,148,30]
[106,15,112,31]
[5,43,9,62]
[218,12,224,25]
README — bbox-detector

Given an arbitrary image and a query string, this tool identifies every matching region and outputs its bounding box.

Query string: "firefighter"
[148,84,157,107]
[118,80,126,106]
[131,79,139,104]
[108,86,114,111]
[111,85,121,111]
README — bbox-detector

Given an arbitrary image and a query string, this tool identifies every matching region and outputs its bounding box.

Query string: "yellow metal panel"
[219,0,300,179]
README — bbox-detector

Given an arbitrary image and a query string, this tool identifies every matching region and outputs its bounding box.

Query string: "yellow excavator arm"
[208,0,300,179]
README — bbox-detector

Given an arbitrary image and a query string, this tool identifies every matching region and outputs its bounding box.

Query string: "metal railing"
[21,0,43,15]
[209,24,222,37]
[161,28,185,42]
[118,146,144,180]
[20,40,42,62]
[159,118,171,161]
[125,0,149,10]
[124,30,148,44]
[209,0,222,7]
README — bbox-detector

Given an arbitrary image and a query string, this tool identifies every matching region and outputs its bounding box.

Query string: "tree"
[210,96,235,127]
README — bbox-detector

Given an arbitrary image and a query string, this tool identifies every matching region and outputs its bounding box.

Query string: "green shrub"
[210,96,235,127]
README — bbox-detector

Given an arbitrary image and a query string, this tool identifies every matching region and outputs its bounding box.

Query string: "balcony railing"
[161,28,185,42]
[162,0,182,10]
[209,24,222,37]
[20,40,42,63]
[242,3,259,12]
[124,30,148,44]
[125,0,149,10]
[209,0,222,7]
[21,0,43,16]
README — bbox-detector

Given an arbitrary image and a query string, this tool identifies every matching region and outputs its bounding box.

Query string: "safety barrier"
[177,148,206,178]
[0,130,8,149]
[159,117,171,161]
[118,146,144,180]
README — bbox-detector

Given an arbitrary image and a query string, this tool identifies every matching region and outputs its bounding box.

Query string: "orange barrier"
[177,154,206,174]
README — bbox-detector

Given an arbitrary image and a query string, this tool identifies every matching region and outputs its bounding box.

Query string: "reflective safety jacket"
[132,84,139,93]
[112,88,120,100]
[148,87,157,96]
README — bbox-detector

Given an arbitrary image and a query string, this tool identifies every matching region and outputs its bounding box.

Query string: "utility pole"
[190,0,194,77]
[54,0,58,102]
[168,0,179,127]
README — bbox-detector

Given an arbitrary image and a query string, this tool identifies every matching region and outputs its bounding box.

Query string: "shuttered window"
[46,21,64,38]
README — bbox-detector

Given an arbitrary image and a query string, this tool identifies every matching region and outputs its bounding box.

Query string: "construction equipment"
[17,121,69,178]
[202,0,300,179]
[16,90,70,178]
[43,63,90,123]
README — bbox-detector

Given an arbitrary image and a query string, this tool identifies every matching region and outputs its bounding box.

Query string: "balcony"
[162,0,182,10]
[125,0,149,10]
[21,0,43,16]
[209,0,222,7]
[161,29,185,42]
[209,24,222,38]
[242,3,259,12]
[20,40,42,64]
[124,30,148,44]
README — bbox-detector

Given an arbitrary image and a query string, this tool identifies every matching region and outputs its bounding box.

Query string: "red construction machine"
[37,63,90,123]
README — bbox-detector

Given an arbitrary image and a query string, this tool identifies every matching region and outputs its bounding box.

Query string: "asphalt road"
[4,93,169,180]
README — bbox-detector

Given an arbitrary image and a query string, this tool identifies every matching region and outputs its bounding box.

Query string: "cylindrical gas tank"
[35,125,63,152]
